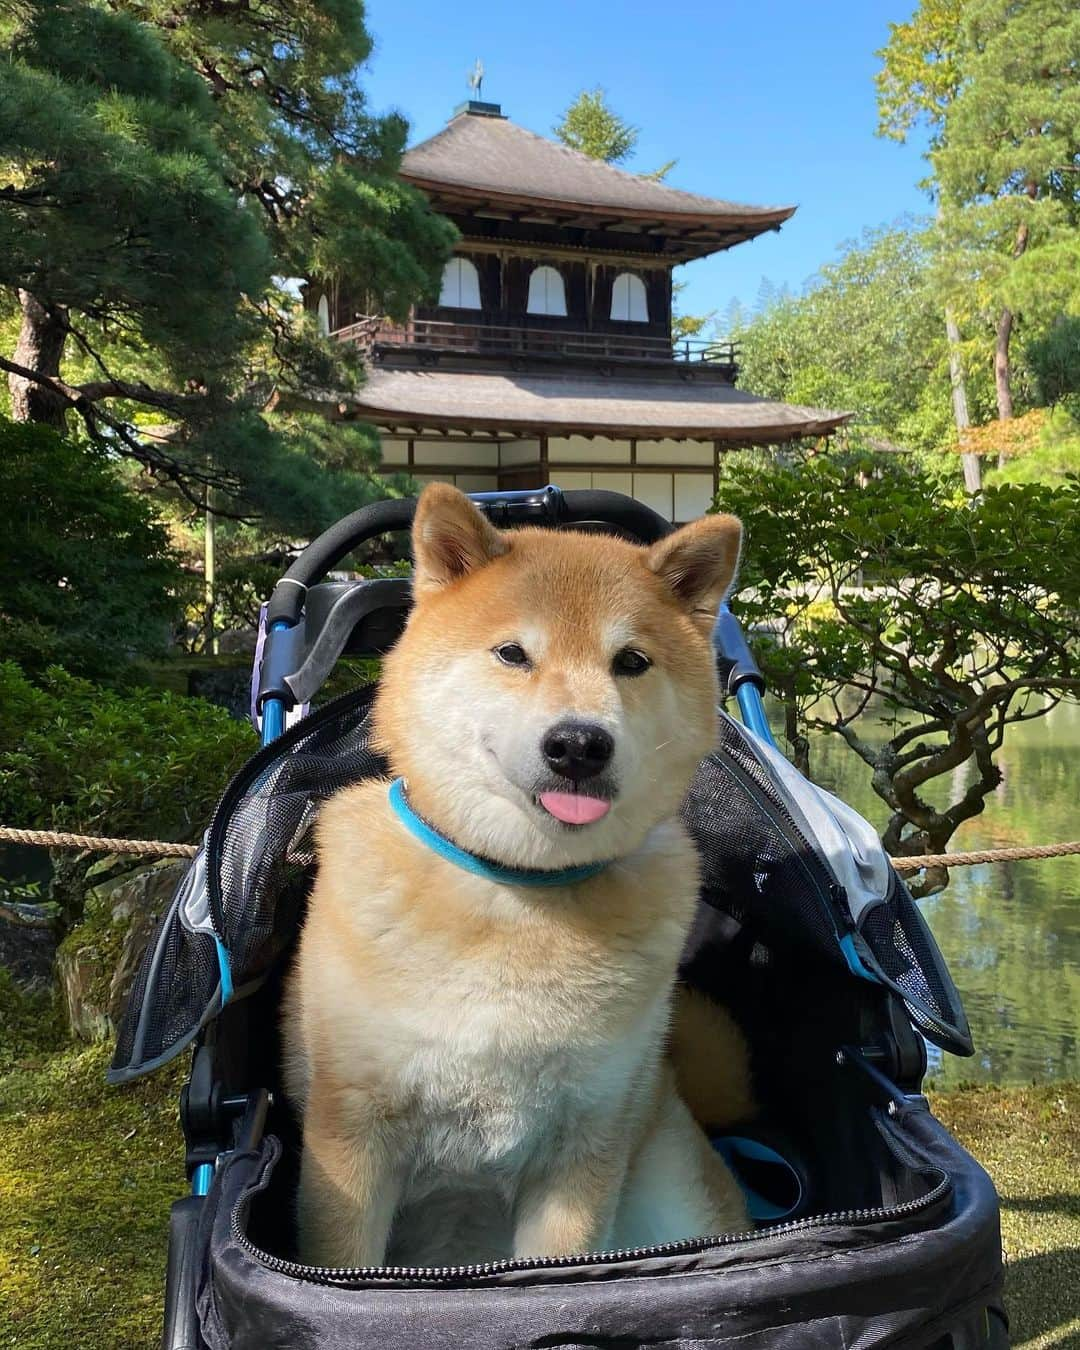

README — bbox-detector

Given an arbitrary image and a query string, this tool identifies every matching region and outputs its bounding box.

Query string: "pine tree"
[932,0,1080,422]
[878,0,1080,441]
[553,89,639,165]
[0,0,456,530]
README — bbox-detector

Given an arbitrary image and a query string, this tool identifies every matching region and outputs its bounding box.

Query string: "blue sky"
[358,0,933,323]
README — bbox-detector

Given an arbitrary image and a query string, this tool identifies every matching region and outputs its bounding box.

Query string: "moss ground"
[931,1083,1080,1349]
[0,1044,186,1349]
[1,1035,1077,1348]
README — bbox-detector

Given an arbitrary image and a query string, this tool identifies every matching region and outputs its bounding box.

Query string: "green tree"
[0,661,252,927]
[1026,317,1080,418]
[878,0,1080,436]
[553,88,639,165]
[0,0,455,526]
[733,224,995,458]
[876,0,965,151]
[717,450,1080,895]
[0,415,184,681]
[933,0,1080,423]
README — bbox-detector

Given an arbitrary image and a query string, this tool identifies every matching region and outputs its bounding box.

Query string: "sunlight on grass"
[932,1083,1080,1348]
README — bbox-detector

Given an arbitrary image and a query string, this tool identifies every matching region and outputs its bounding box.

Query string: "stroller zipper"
[229,1176,951,1286]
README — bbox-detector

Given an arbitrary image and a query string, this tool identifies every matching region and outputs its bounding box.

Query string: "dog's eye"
[612,648,651,677]
[494,642,531,669]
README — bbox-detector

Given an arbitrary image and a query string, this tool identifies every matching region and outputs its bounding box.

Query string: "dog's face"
[374,485,742,870]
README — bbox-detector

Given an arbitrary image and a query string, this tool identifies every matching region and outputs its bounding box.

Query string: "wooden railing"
[333,316,737,366]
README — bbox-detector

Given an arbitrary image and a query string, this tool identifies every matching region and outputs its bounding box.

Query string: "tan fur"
[283,484,753,1267]
[669,987,757,1130]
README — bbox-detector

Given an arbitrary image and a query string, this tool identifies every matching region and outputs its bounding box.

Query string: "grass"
[931,1083,1080,1349]
[1,1033,1077,1349]
[0,1044,187,1349]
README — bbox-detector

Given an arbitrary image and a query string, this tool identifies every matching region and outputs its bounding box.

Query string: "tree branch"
[0,353,252,515]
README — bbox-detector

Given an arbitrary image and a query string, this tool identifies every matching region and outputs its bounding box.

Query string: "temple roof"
[324,367,848,442]
[401,105,795,259]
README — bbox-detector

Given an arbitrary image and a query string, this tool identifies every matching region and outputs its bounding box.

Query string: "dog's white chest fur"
[284,783,748,1267]
[400,989,664,1176]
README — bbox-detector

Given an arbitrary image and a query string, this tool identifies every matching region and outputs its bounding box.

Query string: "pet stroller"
[110,487,1008,1349]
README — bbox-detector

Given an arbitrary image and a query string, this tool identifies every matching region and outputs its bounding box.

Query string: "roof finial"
[467,58,484,100]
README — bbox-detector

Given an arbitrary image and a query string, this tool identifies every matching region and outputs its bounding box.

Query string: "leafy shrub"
[0,663,253,846]
[0,415,185,680]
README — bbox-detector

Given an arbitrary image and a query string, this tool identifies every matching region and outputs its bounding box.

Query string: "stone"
[0,901,57,994]
[56,940,112,1042]
[56,859,188,1042]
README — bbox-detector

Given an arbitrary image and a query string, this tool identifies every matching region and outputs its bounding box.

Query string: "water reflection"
[798,700,1080,1086]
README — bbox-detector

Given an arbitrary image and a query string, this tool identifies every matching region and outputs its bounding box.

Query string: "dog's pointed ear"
[411,483,508,596]
[646,514,743,627]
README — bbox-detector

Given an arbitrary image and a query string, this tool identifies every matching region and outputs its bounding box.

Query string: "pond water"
[789,699,1080,1087]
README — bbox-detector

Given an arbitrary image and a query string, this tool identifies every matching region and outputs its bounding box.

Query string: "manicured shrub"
[0,662,254,925]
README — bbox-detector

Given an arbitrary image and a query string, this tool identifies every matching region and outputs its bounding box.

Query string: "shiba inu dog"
[283,484,754,1268]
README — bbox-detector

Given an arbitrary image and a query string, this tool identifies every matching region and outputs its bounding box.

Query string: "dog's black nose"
[541,721,614,781]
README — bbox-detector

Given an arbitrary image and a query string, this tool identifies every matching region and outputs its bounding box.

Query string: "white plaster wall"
[380,438,409,465]
[635,439,714,466]
[412,472,498,491]
[674,473,715,522]
[547,470,712,523]
[548,435,630,464]
[633,474,673,520]
[412,441,499,468]
[589,471,633,497]
[499,438,542,466]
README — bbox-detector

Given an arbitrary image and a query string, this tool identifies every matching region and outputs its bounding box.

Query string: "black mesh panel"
[209,686,385,981]
[859,876,972,1053]
[110,686,386,1080]
[109,878,220,1082]
[682,713,971,1056]
[682,717,846,968]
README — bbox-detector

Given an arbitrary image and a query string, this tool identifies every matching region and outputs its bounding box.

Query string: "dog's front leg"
[297,1083,403,1268]
[513,1122,630,1260]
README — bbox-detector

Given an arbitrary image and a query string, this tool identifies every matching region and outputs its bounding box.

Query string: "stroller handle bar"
[266,486,672,627]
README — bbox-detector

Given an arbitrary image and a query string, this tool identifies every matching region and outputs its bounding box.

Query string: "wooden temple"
[309,100,846,523]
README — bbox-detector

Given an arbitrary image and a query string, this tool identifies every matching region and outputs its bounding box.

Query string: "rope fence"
[0,827,198,859]
[3,825,1080,874]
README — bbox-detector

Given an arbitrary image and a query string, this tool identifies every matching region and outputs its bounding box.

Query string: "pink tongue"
[538,791,611,825]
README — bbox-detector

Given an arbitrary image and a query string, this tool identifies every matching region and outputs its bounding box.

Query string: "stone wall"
[55,860,187,1042]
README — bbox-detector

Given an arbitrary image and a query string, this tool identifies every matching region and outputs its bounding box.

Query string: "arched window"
[439,257,482,309]
[526,265,568,317]
[610,272,648,322]
[316,294,331,336]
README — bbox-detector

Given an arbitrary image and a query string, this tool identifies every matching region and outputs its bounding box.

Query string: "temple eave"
[327,368,850,444]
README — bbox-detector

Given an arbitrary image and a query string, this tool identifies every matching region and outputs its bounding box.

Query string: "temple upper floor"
[311,101,793,380]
